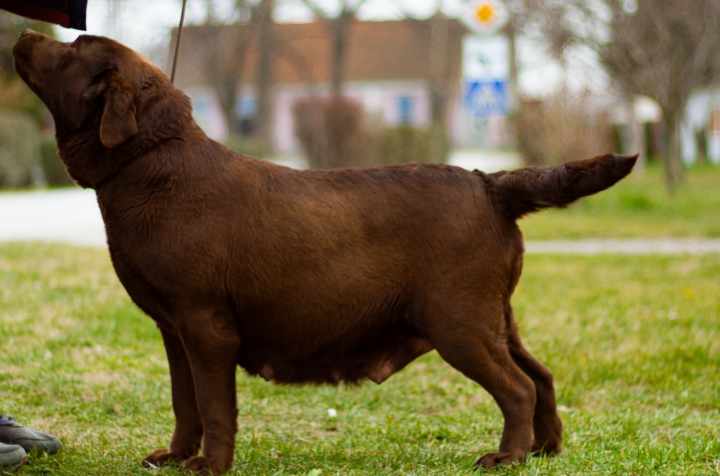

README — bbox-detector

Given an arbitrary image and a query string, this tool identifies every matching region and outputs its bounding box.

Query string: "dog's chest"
[105,230,222,323]
[105,244,174,322]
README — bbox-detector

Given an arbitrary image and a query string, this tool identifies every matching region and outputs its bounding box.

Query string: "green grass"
[520,164,720,239]
[1,243,718,475]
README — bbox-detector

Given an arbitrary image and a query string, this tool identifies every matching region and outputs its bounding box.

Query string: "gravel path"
[525,239,720,255]
[0,189,104,246]
[2,189,719,254]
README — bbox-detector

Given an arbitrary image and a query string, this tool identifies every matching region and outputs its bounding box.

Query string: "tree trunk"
[204,0,215,24]
[324,11,353,164]
[623,93,645,174]
[662,111,685,193]
[329,13,351,98]
[506,18,519,115]
[214,58,247,137]
[255,0,275,150]
[428,9,450,163]
[505,17,522,154]
[208,20,257,138]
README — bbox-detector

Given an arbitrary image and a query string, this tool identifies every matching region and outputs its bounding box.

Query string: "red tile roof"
[174,18,466,87]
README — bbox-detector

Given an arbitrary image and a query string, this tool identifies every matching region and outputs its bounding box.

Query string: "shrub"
[376,125,448,166]
[293,97,449,168]
[39,135,73,186]
[293,96,369,169]
[516,93,614,166]
[0,109,41,188]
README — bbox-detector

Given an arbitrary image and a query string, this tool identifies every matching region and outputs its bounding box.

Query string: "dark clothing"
[0,0,88,30]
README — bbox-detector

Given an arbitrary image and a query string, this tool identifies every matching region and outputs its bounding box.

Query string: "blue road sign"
[464,79,509,118]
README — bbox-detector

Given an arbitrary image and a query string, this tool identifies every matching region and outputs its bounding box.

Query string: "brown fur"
[14,31,637,474]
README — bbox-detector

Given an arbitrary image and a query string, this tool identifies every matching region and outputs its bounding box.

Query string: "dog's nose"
[15,29,49,57]
[13,31,37,64]
[19,29,50,42]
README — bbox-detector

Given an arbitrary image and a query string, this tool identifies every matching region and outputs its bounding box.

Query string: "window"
[234,97,257,136]
[397,96,415,125]
[236,98,257,119]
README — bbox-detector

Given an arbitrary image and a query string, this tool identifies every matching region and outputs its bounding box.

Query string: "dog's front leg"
[143,327,204,467]
[178,310,241,475]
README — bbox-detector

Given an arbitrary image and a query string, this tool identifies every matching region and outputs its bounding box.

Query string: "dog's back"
[204,154,638,385]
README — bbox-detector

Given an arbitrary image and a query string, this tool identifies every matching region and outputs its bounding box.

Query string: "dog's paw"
[531,438,562,456]
[532,416,563,456]
[142,448,186,468]
[182,455,211,475]
[474,451,524,470]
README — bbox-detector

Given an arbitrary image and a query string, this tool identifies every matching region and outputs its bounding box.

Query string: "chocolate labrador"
[14,31,637,474]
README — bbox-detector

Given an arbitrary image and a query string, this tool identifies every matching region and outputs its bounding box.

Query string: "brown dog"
[14,31,636,474]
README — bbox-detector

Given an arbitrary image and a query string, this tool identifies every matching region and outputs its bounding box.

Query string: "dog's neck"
[56,85,196,189]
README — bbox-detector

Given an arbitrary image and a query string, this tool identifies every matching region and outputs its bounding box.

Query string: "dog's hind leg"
[143,326,204,468]
[505,305,563,456]
[178,309,242,475]
[424,300,536,469]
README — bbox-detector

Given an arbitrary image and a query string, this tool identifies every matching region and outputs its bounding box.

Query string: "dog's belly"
[237,325,433,385]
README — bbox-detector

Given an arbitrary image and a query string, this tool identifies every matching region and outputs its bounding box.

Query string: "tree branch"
[299,0,329,19]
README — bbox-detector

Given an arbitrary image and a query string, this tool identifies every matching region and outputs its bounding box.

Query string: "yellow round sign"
[475,3,496,24]
[463,0,508,34]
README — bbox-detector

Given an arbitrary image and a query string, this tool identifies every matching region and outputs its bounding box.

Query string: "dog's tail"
[488,154,638,220]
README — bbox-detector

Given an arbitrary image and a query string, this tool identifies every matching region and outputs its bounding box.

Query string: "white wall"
[273,80,432,154]
[184,87,228,141]
[184,81,434,154]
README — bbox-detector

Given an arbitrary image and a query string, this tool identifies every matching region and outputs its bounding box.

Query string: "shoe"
[0,442,26,469]
[0,416,61,455]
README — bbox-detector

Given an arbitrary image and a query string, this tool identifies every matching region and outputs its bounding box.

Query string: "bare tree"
[501,0,544,156]
[191,0,278,145]
[199,0,263,137]
[391,2,459,163]
[603,0,720,190]
[426,8,456,163]
[254,0,275,148]
[530,0,720,191]
[299,0,369,97]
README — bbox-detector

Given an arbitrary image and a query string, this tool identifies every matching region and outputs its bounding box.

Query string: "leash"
[170,0,188,84]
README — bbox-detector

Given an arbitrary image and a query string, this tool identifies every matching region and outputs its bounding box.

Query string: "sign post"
[460,1,513,147]
[464,79,509,119]
[460,0,508,35]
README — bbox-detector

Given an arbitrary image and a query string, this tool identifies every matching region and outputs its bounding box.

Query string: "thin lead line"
[170,0,188,84]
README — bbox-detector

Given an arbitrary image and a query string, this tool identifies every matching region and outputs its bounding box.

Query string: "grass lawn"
[519,164,720,240]
[1,243,718,475]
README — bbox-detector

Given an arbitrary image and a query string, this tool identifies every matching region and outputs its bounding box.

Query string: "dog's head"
[14,31,146,148]
[14,30,190,149]
[14,31,193,187]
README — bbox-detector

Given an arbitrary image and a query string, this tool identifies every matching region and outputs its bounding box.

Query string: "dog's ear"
[84,71,138,148]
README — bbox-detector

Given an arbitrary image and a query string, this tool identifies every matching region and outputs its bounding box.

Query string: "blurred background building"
[174,19,468,154]
[2,0,720,192]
